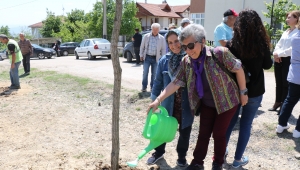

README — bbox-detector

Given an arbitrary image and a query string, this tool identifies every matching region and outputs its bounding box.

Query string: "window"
[191,13,205,26]
[155,18,159,23]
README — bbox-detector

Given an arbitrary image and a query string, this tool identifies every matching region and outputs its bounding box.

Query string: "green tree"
[40,9,62,37]
[0,26,10,49]
[263,0,300,41]
[87,0,140,39]
[52,9,90,42]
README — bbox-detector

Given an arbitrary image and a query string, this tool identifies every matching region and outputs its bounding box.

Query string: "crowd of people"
[134,8,300,170]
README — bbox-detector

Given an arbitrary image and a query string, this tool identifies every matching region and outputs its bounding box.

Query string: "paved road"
[0,55,284,109]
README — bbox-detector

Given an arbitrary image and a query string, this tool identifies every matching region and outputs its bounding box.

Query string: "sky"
[0,0,189,35]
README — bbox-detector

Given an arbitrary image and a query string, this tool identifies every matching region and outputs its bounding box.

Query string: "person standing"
[214,9,238,47]
[225,9,273,168]
[132,28,142,65]
[18,33,32,76]
[148,24,247,170]
[53,40,60,57]
[276,11,300,138]
[165,23,177,53]
[140,23,166,92]
[178,18,192,31]
[146,29,193,167]
[0,34,23,89]
[269,10,300,112]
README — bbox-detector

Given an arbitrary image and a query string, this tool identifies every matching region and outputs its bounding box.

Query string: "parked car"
[59,42,79,56]
[75,38,111,60]
[31,44,57,59]
[123,29,168,62]
[0,49,7,60]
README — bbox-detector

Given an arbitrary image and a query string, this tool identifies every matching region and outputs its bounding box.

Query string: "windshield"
[32,44,43,48]
[93,39,110,44]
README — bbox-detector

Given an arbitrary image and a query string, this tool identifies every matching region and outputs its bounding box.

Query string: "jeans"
[154,125,192,159]
[226,95,263,161]
[10,61,21,87]
[274,57,290,103]
[22,53,31,73]
[142,55,157,89]
[191,104,238,166]
[134,47,140,64]
[279,82,300,131]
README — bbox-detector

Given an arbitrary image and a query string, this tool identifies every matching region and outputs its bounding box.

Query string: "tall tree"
[263,0,300,41]
[87,0,140,39]
[0,26,10,49]
[40,9,62,37]
[110,0,123,169]
[52,9,90,42]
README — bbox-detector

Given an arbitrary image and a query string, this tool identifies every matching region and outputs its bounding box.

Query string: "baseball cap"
[0,34,8,39]
[181,18,192,24]
[223,9,238,17]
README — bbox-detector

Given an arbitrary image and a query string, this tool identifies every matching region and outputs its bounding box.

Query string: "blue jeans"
[226,95,263,160]
[279,82,300,131]
[142,56,157,89]
[9,61,21,87]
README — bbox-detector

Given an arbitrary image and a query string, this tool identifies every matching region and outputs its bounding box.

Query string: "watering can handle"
[148,106,168,116]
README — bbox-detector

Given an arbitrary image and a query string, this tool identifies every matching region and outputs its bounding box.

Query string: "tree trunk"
[110,0,123,170]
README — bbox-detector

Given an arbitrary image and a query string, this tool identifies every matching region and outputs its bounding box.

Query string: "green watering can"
[127,106,178,167]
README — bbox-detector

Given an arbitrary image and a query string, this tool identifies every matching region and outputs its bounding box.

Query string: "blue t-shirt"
[214,22,233,47]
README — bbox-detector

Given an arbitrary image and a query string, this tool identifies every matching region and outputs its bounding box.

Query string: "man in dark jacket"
[132,28,142,65]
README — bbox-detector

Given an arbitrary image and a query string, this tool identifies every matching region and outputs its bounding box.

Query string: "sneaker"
[185,164,204,170]
[232,156,248,168]
[9,85,21,89]
[146,153,163,165]
[276,124,290,133]
[293,129,300,138]
[176,158,188,167]
[141,88,146,92]
[212,161,222,170]
[25,72,30,75]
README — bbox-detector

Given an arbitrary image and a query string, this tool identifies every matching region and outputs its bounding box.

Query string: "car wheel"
[75,52,79,59]
[63,51,68,56]
[107,55,111,59]
[37,53,45,59]
[126,52,132,62]
[87,52,93,60]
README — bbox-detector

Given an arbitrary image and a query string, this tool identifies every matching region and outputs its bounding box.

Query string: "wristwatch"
[240,88,248,95]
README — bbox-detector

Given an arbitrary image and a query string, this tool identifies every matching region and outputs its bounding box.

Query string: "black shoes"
[185,164,204,170]
[212,162,222,170]
[268,102,282,111]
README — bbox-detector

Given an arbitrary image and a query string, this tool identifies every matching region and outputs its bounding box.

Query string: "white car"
[75,38,111,60]
[0,49,7,60]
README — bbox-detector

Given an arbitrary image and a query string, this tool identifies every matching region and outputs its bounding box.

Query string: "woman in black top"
[225,9,273,168]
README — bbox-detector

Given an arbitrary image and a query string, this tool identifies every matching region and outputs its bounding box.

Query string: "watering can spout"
[137,140,163,160]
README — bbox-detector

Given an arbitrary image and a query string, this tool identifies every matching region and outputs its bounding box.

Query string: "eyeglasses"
[181,41,198,50]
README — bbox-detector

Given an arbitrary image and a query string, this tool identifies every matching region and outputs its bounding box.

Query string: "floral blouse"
[173,46,241,115]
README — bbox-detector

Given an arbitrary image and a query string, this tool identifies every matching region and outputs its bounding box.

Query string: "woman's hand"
[273,53,281,63]
[147,99,160,114]
[240,94,248,106]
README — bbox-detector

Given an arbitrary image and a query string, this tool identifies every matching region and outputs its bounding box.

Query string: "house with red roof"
[136,2,190,30]
[28,22,43,39]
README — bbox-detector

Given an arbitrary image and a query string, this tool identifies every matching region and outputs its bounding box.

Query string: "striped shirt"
[18,39,32,55]
[173,46,241,115]
[147,34,158,56]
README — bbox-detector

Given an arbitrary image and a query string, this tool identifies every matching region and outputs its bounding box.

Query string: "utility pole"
[270,0,275,35]
[103,0,107,39]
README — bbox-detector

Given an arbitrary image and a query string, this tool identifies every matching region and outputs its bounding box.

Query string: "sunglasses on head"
[181,41,198,50]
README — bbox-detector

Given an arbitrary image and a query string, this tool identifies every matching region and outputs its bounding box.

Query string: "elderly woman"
[225,9,273,168]
[148,24,247,170]
[146,29,194,167]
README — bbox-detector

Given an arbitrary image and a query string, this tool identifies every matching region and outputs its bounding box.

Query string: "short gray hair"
[179,24,206,43]
[223,16,228,22]
[151,23,160,29]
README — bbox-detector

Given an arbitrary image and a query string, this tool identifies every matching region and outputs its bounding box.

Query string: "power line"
[0,0,41,10]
